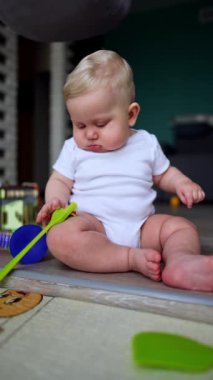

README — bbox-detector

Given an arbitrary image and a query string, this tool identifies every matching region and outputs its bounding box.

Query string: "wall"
[0,24,17,184]
[105,0,213,146]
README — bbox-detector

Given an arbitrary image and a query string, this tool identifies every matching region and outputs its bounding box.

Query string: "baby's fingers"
[36,198,67,224]
[43,199,66,215]
[183,188,205,208]
[177,190,192,208]
[36,206,51,223]
[192,188,205,203]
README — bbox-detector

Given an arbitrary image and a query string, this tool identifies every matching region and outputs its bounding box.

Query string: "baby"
[37,50,213,291]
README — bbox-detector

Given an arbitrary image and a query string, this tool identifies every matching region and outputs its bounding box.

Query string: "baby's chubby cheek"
[108,134,129,150]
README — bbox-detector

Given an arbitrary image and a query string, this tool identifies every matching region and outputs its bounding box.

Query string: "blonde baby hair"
[64,50,135,104]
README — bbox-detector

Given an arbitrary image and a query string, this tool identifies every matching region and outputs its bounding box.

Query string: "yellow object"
[170,195,180,208]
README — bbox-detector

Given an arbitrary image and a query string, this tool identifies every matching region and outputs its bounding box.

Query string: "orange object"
[170,195,180,208]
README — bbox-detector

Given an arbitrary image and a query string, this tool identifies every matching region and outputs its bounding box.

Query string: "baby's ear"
[128,102,140,126]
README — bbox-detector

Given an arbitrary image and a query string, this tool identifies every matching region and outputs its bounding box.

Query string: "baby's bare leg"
[47,212,161,280]
[160,216,213,291]
[142,214,213,291]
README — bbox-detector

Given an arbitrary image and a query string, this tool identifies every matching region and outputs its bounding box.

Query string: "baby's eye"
[96,121,108,128]
[76,123,86,129]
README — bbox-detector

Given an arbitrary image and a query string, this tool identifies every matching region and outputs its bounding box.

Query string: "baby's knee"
[173,215,196,227]
[46,226,63,256]
[161,216,198,239]
[46,224,78,257]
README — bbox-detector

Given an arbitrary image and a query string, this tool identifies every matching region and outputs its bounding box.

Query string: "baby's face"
[66,87,139,152]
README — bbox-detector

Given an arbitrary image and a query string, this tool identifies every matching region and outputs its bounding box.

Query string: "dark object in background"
[167,115,213,200]
[172,115,213,153]
[173,115,213,140]
[0,0,131,42]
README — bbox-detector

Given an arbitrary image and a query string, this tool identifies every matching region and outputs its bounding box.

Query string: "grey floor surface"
[0,202,213,379]
[0,291,213,380]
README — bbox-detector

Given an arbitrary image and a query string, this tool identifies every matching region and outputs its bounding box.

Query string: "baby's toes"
[148,262,161,280]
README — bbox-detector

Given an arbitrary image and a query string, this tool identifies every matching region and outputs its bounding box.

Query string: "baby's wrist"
[175,178,192,191]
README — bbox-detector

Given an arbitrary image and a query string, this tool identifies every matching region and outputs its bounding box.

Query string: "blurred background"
[0,0,212,201]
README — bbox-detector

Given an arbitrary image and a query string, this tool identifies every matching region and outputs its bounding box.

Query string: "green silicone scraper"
[0,202,77,281]
[132,331,213,372]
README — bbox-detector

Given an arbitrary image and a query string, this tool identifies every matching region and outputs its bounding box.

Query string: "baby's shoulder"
[63,137,78,151]
[133,129,158,145]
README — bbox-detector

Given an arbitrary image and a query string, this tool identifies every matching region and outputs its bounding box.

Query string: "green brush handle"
[0,202,77,281]
[0,228,47,281]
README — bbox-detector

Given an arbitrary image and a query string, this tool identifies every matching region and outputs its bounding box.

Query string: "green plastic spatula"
[0,202,77,281]
[132,331,213,372]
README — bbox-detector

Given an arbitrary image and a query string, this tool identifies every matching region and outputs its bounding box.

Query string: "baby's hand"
[36,198,67,225]
[176,180,205,208]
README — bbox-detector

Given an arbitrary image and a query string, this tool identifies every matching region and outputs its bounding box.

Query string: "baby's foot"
[162,254,213,291]
[129,248,162,281]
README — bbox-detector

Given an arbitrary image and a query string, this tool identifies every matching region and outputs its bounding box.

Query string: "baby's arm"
[153,166,205,208]
[36,170,73,223]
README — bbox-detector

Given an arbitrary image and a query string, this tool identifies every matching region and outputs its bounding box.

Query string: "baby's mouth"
[87,144,103,152]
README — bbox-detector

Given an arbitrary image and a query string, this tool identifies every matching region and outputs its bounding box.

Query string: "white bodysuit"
[53,130,170,248]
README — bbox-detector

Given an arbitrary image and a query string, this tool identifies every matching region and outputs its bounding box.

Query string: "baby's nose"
[87,128,98,139]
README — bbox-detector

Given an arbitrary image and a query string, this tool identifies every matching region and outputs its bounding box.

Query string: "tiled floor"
[0,202,213,379]
[1,291,213,380]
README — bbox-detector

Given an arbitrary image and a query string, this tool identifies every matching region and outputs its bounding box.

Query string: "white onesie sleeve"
[151,134,170,175]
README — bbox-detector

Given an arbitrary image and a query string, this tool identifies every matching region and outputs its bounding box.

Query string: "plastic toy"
[132,331,213,372]
[10,224,48,264]
[0,289,43,317]
[169,195,180,208]
[0,183,40,232]
[0,224,48,264]
[0,202,77,281]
